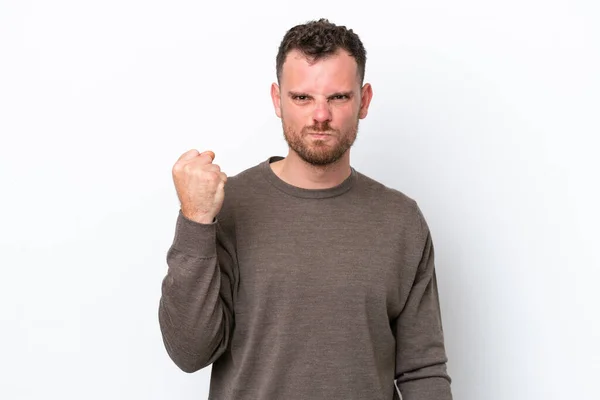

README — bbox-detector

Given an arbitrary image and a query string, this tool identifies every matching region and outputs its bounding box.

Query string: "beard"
[281,118,359,167]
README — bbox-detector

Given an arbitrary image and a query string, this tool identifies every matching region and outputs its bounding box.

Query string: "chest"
[234,211,407,321]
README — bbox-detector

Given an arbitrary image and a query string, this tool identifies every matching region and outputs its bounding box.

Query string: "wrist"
[181,209,215,224]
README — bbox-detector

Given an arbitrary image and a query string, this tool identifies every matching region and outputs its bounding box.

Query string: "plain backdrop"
[1,1,599,399]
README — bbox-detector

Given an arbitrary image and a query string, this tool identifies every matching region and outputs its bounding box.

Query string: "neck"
[271,151,352,190]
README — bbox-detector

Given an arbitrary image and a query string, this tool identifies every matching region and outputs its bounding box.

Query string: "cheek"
[283,107,309,125]
[334,104,359,124]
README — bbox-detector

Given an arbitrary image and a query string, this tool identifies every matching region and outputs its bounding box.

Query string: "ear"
[271,83,282,118]
[358,83,373,119]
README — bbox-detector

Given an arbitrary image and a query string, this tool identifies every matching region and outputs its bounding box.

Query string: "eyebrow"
[288,91,354,99]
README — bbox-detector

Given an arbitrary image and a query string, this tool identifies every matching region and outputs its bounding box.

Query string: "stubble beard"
[281,118,359,167]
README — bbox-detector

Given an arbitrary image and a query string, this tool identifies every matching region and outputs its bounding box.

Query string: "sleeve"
[393,204,453,400]
[157,209,238,373]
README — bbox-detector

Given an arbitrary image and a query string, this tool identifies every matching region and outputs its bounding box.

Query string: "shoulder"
[215,159,265,221]
[354,170,429,240]
[224,159,265,193]
[355,171,419,213]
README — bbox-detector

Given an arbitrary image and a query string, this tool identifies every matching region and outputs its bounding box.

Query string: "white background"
[1,1,599,399]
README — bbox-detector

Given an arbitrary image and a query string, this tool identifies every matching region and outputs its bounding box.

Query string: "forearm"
[158,211,234,372]
[394,266,452,399]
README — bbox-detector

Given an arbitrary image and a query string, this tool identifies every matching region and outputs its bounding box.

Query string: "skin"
[270,49,373,189]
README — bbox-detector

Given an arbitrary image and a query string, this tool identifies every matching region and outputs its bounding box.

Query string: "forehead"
[280,49,359,91]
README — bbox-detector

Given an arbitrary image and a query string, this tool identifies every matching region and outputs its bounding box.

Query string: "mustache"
[302,122,337,134]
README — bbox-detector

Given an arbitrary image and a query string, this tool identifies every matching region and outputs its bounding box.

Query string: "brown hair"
[275,18,367,85]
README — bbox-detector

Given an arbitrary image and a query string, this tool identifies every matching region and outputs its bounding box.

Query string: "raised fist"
[172,149,227,224]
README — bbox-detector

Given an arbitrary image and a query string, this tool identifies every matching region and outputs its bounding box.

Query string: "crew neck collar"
[261,156,357,199]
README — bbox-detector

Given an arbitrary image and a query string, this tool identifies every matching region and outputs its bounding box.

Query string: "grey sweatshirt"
[158,155,452,400]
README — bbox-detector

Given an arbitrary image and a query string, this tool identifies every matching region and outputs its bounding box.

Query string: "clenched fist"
[172,149,228,224]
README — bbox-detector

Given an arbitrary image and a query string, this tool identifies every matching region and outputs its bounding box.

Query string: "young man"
[159,18,453,400]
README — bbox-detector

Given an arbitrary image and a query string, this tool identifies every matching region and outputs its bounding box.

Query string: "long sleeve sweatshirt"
[158,155,452,400]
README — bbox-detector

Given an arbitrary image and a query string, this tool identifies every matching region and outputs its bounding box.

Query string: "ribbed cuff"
[396,377,452,400]
[171,210,218,257]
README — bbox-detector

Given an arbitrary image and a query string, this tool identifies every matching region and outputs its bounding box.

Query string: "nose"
[312,100,332,123]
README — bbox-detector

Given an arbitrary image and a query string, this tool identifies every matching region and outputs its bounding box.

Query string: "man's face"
[271,49,372,166]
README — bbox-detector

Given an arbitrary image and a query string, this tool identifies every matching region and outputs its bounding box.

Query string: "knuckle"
[202,171,219,182]
[182,163,195,174]
[202,163,219,172]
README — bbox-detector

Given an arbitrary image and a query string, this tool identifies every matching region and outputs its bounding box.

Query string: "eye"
[292,95,309,101]
[331,94,349,100]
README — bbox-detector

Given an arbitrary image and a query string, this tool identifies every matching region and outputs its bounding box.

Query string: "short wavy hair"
[275,18,367,85]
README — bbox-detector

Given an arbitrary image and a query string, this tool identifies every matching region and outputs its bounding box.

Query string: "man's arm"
[393,204,452,400]
[158,210,237,373]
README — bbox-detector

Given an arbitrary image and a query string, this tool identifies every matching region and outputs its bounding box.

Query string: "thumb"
[200,150,216,162]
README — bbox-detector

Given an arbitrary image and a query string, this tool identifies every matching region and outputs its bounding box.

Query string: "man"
[158,18,453,400]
